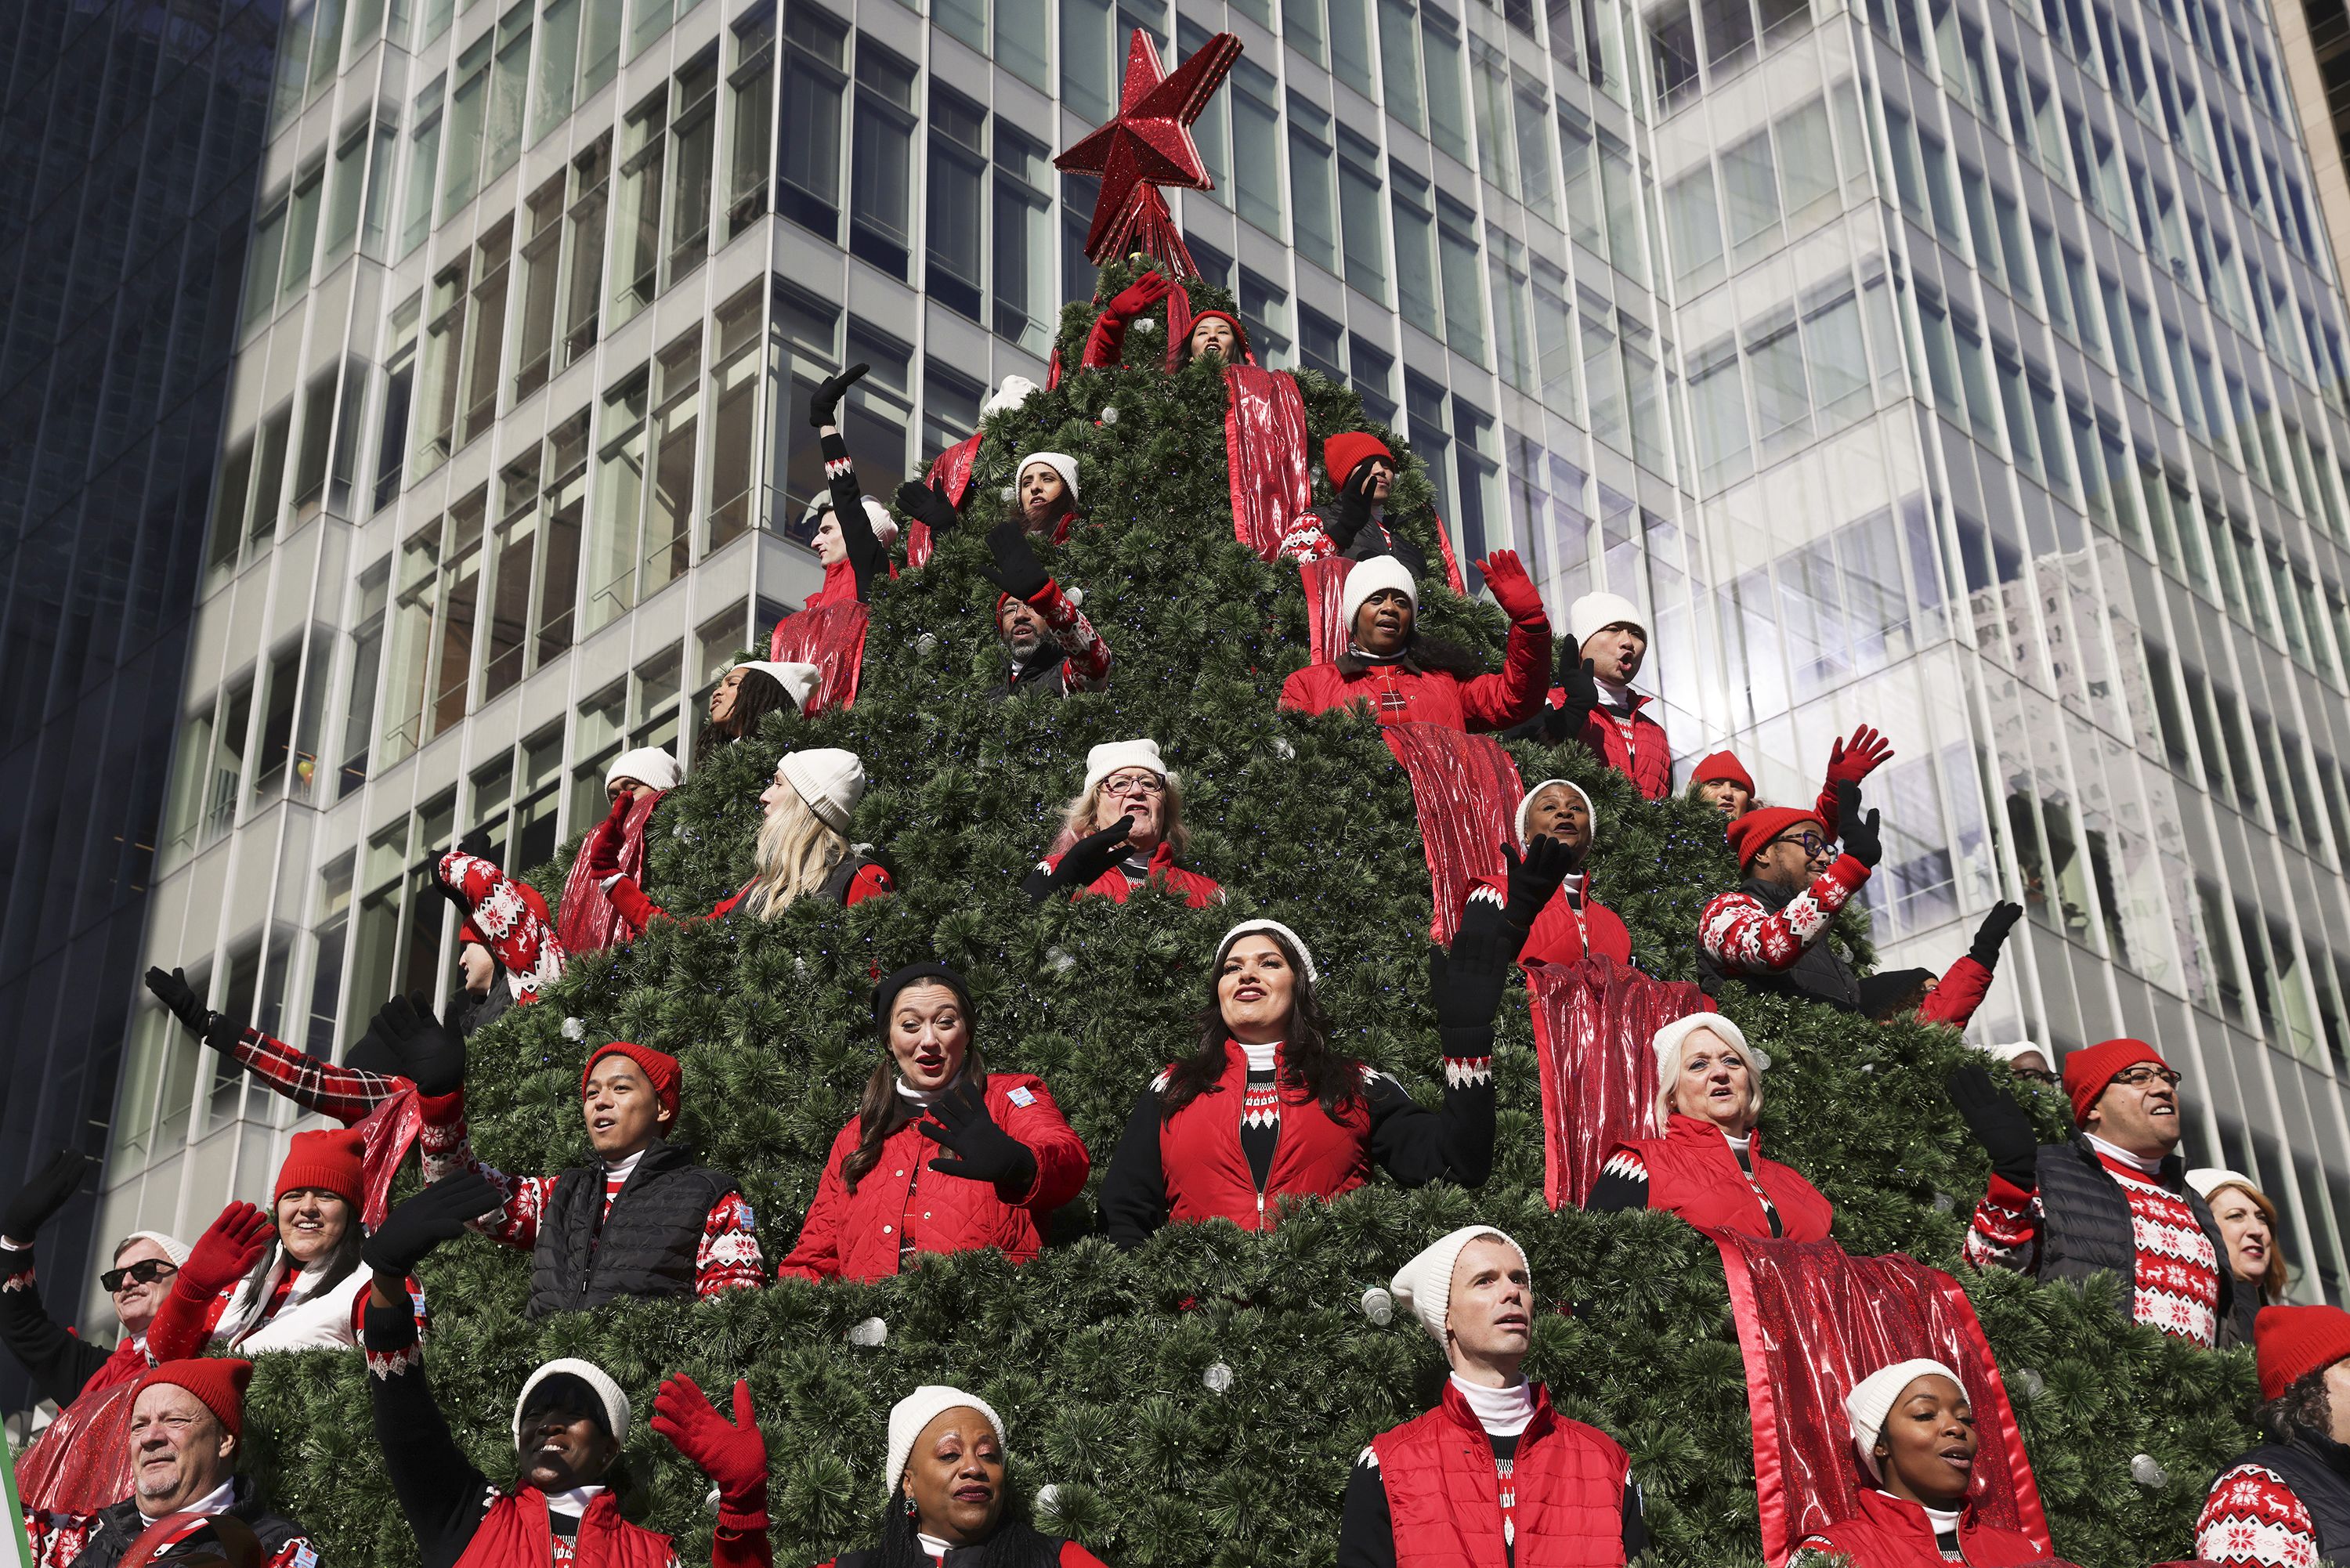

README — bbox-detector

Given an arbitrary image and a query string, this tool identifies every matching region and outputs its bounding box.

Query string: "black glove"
[1328,460,1380,547]
[361,1171,501,1278]
[1835,780,1882,869]
[2,1149,92,1243]
[437,829,494,916]
[895,478,960,533]
[1499,836,1574,929]
[983,521,1050,604]
[348,993,468,1097]
[143,966,240,1053]
[917,1080,1037,1193]
[1436,898,1517,1032]
[1541,658,1601,744]
[1946,1064,2039,1188]
[1969,901,2024,969]
[808,363,870,428]
[1023,817,1133,902]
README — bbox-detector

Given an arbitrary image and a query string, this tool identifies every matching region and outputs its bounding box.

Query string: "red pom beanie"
[2062,1036,2167,1125]
[274,1128,365,1206]
[1322,432,1394,489]
[584,1042,681,1126]
[1692,751,1755,793]
[2257,1305,2350,1401]
[135,1358,253,1440]
[1725,807,1825,871]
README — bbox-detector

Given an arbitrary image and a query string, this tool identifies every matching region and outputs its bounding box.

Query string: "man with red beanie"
[1696,781,1882,1011]
[57,1358,317,1568]
[418,1035,762,1316]
[2197,1305,2350,1565]
[1947,1037,2241,1348]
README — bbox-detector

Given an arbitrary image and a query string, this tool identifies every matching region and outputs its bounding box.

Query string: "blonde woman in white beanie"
[1338,1226,1644,1568]
[813,1386,1108,1568]
[1022,739,1223,909]
[591,748,893,937]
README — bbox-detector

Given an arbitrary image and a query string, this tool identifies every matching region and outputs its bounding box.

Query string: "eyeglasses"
[1101,773,1165,797]
[1771,832,1831,857]
[2112,1065,2182,1089]
[101,1259,178,1292]
[2012,1068,2059,1086]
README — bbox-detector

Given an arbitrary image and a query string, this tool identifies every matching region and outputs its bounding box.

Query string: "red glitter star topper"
[1054,28,1245,279]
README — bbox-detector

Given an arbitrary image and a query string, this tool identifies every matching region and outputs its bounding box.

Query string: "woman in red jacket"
[1023,739,1223,909]
[1465,778,1632,969]
[1585,1013,1833,1241]
[779,963,1090,1282]
[1277,551,1551,733]
[1096,907,1509,1247]
[1798,1359,2051,1566]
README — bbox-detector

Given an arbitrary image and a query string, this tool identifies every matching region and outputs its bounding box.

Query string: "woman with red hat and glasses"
[419,1036,764,1315]
[2198,1305,2350,1566]
[1024,739,1222,909]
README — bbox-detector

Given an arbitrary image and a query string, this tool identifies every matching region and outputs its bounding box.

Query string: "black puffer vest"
[822,852,880,902]
[67,1477,310,1567]
[2236,1433,2350,1561]
[1696,877,1860,1011]
[2034,1136,2238,1336]
[993,640,1072,699]
[525,1141,739,1317]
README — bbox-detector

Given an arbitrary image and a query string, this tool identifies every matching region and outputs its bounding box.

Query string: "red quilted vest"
[1052,841,1224,909]
[1614,1114,1835,1242]
[1572,696,1671,800]
[454,1487,675,1568]
[1800,1487,2054,1566]
[1467,876,1632,967]
[1371,1382,1630,1568]
[1157,1044,1372,1230]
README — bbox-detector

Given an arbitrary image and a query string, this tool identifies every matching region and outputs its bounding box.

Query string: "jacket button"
[924,1212,931,1219]
[882,1225,892,1234]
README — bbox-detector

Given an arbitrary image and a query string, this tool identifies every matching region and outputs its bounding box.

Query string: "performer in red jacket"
[1855,901,2025,1029]
[1278,552,1550,733]
[779,963,1090,1282]
[1097,908,1509,1247]
[1024,739,1223,909]
[1799,1359,2051,1567]
[1339,1224,1644,1567]
[1506,593,1669,799]
[1586,1012,1834,1241]
[1464,779,1632,969]
[1688,726,1893,833]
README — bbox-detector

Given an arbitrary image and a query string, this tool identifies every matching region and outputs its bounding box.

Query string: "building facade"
[81,0,2350,1336]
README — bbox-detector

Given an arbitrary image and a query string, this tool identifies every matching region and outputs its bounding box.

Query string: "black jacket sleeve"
[1363,1060,1495,1191]
[1623,1479,1648,1556]
[820,432,883,602]
[0,1243,116,1407]
[1097,1084,1171,1251]
[1336,1449,1394,1568]
[364,1291,494,1568]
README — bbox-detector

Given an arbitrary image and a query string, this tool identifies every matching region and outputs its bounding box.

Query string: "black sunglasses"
[100,1258,177,1292]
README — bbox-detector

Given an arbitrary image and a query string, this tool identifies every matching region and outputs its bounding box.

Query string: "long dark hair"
[694,668,792,764]
[230,1212,363,1324]
[841,1047,991,1194]
[1160,928,1361,1120]
[868,1484,1065,1568]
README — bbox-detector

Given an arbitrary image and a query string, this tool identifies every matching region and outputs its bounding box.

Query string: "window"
[1231,58,1282,237]
[442,31,492,221]
[1381,0,1425,134]
[244,197,287,328]
[306,858,355,1058]
[612,89,667,323]
[667,55,720,283]
[643,329,703,599]
[414,256,469,475]
[708,286,764,551]
[1393,164,1439,336]
[993,128,1054,356]
[1300,305,1345,380]
[1488,227,1531,391]
[484,450,540,700]
[1663,163,1722,291]
[512,174,566,403]
[728,12,776,237]
[373,297,418,511]
[324,118,378,264]
[1239,268,1293,367]
[1289,95,1338,274]
[849,41,917,276]
[927,85,987,320]
[1061,0,1113,118]
[1436,193,1485,363]
[562,137,611,367]
[400,76,444,257]
[1421,2,1470,161]
[461,221,512,446]
[1336,127,1386,303]
[486,2,531,182]
[538,410,589,663]
[336,562,388,799]
[588,367,651,631]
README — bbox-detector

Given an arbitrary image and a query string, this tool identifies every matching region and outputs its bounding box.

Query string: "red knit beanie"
[1322,433,1394,490]
[2257,1306,2350,1401]
[1692,751,1755,792]
[2062,1037,2167,1125]
[135,1358,252,1441]
[461,879,551,948]
[583,1042,681,1126]
[274,1128,364,1206]
[1725,807,1826,871]
[1185,309,1250,359]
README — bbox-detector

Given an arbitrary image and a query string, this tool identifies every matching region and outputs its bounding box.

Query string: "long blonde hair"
[744,785,849,919]
[1058,775,1188,860]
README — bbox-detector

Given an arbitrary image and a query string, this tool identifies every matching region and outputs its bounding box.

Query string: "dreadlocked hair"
[1160,927,1360,1120]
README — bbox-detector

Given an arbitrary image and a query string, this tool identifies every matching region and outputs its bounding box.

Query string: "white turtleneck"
[547,1484,606,1519]
[918,1532,953,1562]
[1594,677,1635,711]
[602,1149,644,1183]
[1560,870,1586,901]
[895,1077,953,1107]
[1449,1374,1536,1437]
[1720,1130,1752,1154]
[1238,1040,1280,1072]
[139,1477,234,1524]
[2084,1132,2164,1174]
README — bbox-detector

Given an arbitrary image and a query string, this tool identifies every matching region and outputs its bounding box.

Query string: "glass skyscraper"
[74,0,2350,1346]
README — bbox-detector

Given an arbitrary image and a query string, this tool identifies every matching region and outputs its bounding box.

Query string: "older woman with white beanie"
[1462,778,1632,968]
[1585,1013,1833,1241]
[1278,549,1552,733]
[815,1386,1108,1567]
[591,747,893,937]
[1097,906,1511,1248]
[1338,1225,1644,1568]
[1023,739,1222,909]
[696,659,822,763]
[0,1148,186,1409]
[1794,1359,2045,1566]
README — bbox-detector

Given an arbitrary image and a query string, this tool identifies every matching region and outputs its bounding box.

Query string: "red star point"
[1054,28,1244,275]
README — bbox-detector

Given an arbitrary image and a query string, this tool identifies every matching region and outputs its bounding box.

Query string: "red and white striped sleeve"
[2198,1462,2319,1568]
[1697,857,1868,976]
[694,1191,767,1296]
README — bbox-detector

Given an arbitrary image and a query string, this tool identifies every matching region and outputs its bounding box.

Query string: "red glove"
[1104,272,1174,320]
[1475,549,1546,623]
[584,793,632,880]
[653,1376,769,1517]
[1824,724,1894,789]
[180,1202,275,1300]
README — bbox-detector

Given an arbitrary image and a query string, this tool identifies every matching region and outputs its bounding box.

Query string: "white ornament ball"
[1130,316,1157,334]
[561,1017,586,1042]
[1271,737,1296,760]
[1000,485,1018,503]
[1361,1288,1394,1324]
[2129,1453,2168,1488]
[1035,1484,1063,1518]
[1930,1191,1954,1213]
[848,1317,889,1347]
[1101,405,1120,424]
[1049,948,1077,974]
[1063,587,1084,609]
[916,632,938,656]
[1202,1360,1234,1394]
[2012,1367,2044,1400]
[703,1484,721,1516]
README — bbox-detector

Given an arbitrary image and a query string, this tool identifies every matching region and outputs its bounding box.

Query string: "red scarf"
[559,790,662,956]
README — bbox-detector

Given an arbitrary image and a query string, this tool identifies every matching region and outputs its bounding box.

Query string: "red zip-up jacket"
[1465,874,1632,968]
[1576,694,1672,800]
[1798,1487,2055,1566]
[777,1072,1090,1282]
[1592,1113,1835,1241]
[1278,619,1550,733]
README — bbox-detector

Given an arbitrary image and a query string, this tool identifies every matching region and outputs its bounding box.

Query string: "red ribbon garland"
[1522,957,1714,1209]
[1379,722,1523,942]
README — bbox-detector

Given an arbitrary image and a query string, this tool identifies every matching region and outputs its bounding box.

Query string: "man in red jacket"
[1278,552,1549,732]
[1856,901,2025,1028]
[1505,592,1670,797]
[1339,1224,1643,1566]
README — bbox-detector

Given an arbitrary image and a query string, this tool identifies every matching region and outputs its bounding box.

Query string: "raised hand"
[918,1080,1038,1191]
[1945,1064,2039,1187]
[1835,781,1882,869]
[1103,272,1175,319]
[1499,835,1574,929]
[1969,901,2025,969]
[983,521,1050,604]
[364,993,468,1097]
[361,1171,500,1279]
[143,966,208,1035]
[584,792,634,880]
[808,363,870,428]
[895,478,960,533]
[2,1148,93,1243]
[1473,550,1545,623]
[180,1203,277,1301]
[1824,724,1895,789]
[653,1375,771,1515]
[1437,897,1518,1031]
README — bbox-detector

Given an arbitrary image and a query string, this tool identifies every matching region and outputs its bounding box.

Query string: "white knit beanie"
[1340,555,1419,637]
[777,747,866,833]
[1082,739,1173,798]
[1390,1226,1530,1344]
[802,493,903,547]
[1651,1012,1769,1122]
[1515,779,1594,848]
[1845,1358,1962,1480]
[1567,591,1645,648]
[1975,1041,2048,1069]
[1213,919,1319,985]
[1015,451,1080,504]
[982,375,1040,418]
[731,660,822,713]
[606,747,682,792]
[2187,1167,2258,1202]
[513,1358,631,1447]
[118,1230,191,1270]
[884,1386,1006,1500]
